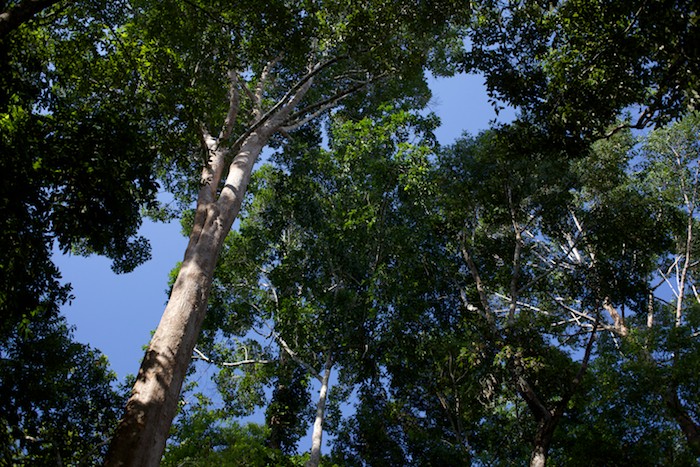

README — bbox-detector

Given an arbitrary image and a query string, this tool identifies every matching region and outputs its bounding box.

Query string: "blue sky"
[57,72,515,382]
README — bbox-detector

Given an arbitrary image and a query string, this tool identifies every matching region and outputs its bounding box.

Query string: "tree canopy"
[1,0,699,465]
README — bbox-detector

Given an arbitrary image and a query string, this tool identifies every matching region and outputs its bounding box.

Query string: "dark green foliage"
[4,1,700,464]
[1,1,160,340]
[332,383,411,467]
[466,0,700,137]
[0,4,161,464]
[266,357,312,453]
[179,108,700,465]
[549,331,698,466]
[0,313,124,464]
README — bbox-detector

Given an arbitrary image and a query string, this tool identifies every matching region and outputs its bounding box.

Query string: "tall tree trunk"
[307,354,333,467]
[105,134,269,466]
[104,53,347,464]
[522,324,597,467]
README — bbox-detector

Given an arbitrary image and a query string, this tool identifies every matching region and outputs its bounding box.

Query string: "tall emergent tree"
[105,1,469,463]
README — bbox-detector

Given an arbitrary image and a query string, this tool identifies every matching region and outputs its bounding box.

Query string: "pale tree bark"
[273,330,335,467]
[307,353,333,467]
[675,207,694,326]
[104,131,273,466]
[105,60,323,465]
[529,421,555,467]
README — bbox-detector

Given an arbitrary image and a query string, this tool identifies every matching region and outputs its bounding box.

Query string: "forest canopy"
[1,0,699,465]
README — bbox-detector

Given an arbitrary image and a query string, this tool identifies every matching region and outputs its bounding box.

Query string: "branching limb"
[460,240,496,327]
[218,70,240,141]
[230,54,349,153]
[602,299,628,336]
[552,316,599,420]
[273,332,321,382]
[519,234,584,294]
[515,373,551,423]
[507,185,523,326]
[282,75,386,132]
[192,346,271,368]
[253,53,285,118]
[197,124,229,202]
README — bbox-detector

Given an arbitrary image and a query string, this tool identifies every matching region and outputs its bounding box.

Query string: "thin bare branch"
[553,317,599,420]
[254,53,285,118]
[230,54,349,153]
[518,234,584,293]
[218,70,240,141]
[274,332,321,381]
[507,185,523,326]
[493,292,550,316]
[192,347,271,368]
[460,241,496,327]
[282,76,384,131]
[603,299,629,337]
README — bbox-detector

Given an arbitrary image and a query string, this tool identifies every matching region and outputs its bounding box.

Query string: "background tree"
[1,0,161,345]
[590,112,700,458]
[179,107,438,465]
[330,121,680,466]
[1,2,161,464]
[0,313,125,464]
[465,0,700,138]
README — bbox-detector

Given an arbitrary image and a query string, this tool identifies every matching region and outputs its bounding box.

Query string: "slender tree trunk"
[665,385,700,456]
[105,134,269,466]
[530,447,547,467]
[307,354,333,467]
[267,350,295,452]
[523,324,597,467]
[529,418,556,467]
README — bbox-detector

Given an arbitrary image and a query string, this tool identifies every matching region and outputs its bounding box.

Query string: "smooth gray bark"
[307,354,333,467]
[105,134,269,466]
